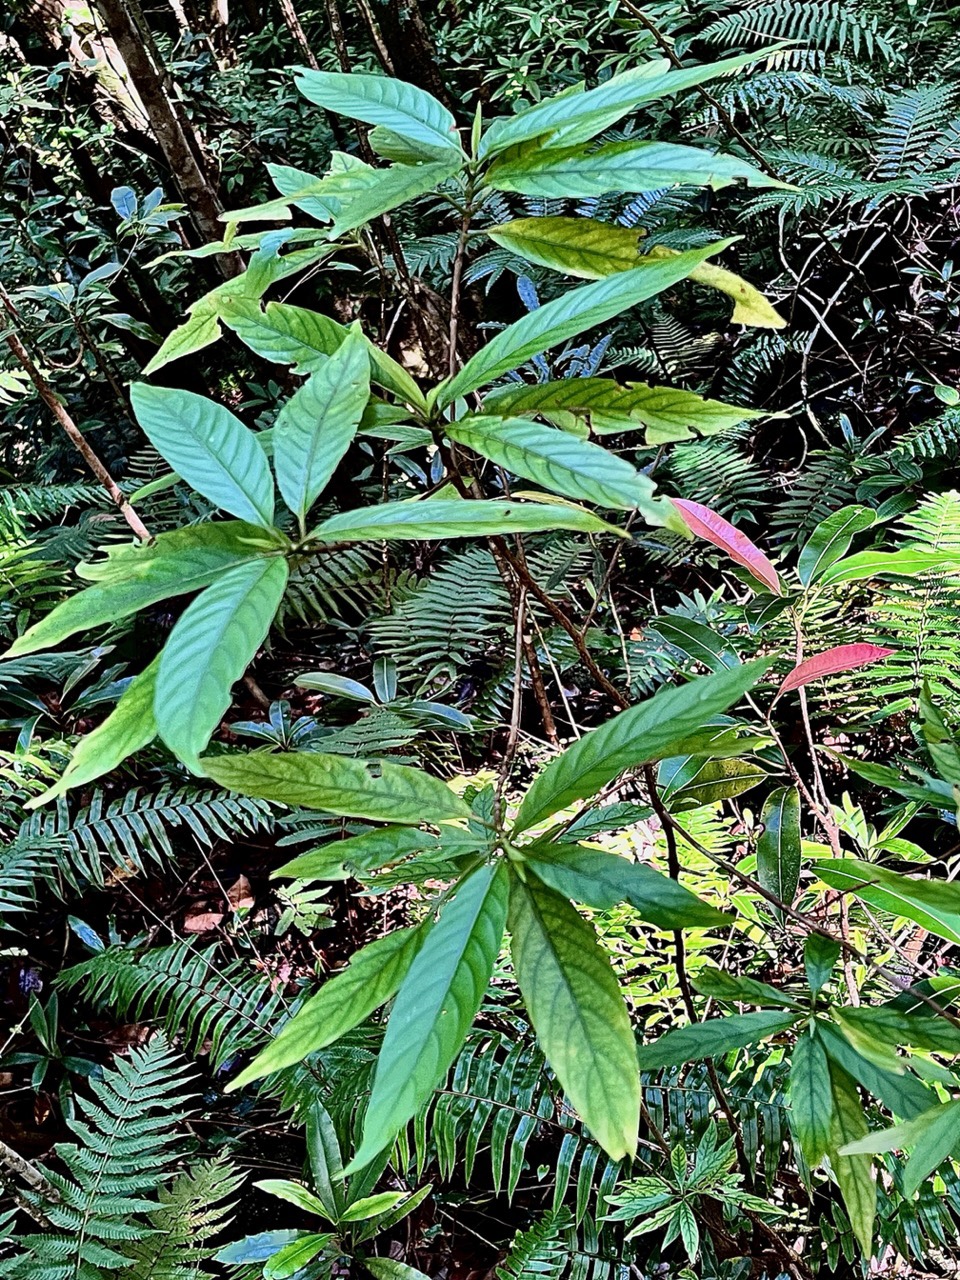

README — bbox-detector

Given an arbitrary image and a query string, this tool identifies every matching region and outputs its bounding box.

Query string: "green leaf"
[255,1179,332,1219]
[306,1102,345,1221]
[827,1061,876,1255]
[156,556,289,768]
[263,1234,335,1280]
[201,749,471,823]
[309,497,621,543]
[513,658,771,834]
[327,160,462,236]
[526,844,731,929]
[446,415,676,524]
[348,863,508,1170]
[508,874,639,1161]
[690,967,799,1009]
[130,384,275,527]
[364,1259,433,1280]
[636,1010,798,1070]
[840,1100,960,1199]
[220,299,424,409]
[804,934,840,995]
[478,50,775,157]
[835,1006,960,1055]
[275,325,370,523]
[488,142,775,199]
[275,826,439,881]
[487,217,643,279]
[789,1029,833,1167]
[4,522,281,658]
[659,756,765,809]
[819,548,960,586]
[27,657,160,806]
[817,1020,933,1121]
[438,241,734,407]
[295,70,463,157]
[340,1192,410,1223]
[816,859,960,946]
[756,787,801,918]
[482,377,763,445]
[228,924,427,1089]
[797,505,876,587]
[143,303,222,375]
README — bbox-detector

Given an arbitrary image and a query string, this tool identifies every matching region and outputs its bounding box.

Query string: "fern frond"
[497,1209,575,1280]
[873,84,960,178]
[124,1155,245,1280]
[8,1039,195,1280]
[21,785,275,888]
[700,1,898,62]
[0,834,60,925]
[59,941,287,1067]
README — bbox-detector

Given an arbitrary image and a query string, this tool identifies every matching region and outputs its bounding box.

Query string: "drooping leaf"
[229,924,427,1089]
[817,1020,934,1121]
[28,658,161,806]
[827,1062,876,1255]
[274,324,370,523]
[326,160,463,236]
[309,497,621,543]
[526,844,731,929]
[671,499,782,594]
[777,644,895,696]
[487,217,644,279]
[816,859,960,946]
[348,863,508,1170]
[446,415,679,526]
[804,934,840,995]
[4,523,282,658]
[155,556,289,768]
[648,248,786,328]
[478,50,776,158]
[509,874,639,1161]
[513,658,771,834]
[789,1029,833,1168]
[295,70,463,157]
[797,505,877,587]
[691,967,800,1009]
[636,1010,798,1070]
[482,377,763,445]
[201,749,471,824]
[836,1005,960,1055]
[756,787,801,917]
[130,384,275,527]
[439,242,734,407]
[255,1180,332,1219]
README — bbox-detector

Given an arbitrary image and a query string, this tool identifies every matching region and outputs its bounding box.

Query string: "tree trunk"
[93,0,242,275]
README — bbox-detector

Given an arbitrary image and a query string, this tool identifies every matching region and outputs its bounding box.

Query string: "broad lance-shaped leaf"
[326,160,462,237]
[636,1010,798,1070]
[671,499,782,595]
[438,241,734,408]
[220,299,424,409]
[201,749,471,824]
[3,523,283,658]
[482,378,763,445]
[308,498,621,544]
[156,556,289,769]
[840,1099,960,1200]
[816,859,960,946]
[818,548,960,586]
[789,1029,832,1168]
[488,139,776,199]
[797,505,877,587]
[526,844,730,929]
[487,220,785,331]
[478,49,775,158]
[28,657,160,807]
[513,657,771,835]
[347,863,508,1171]
[228,924,427,1089]
[130,384,275,528]
[691,967,800,1009]
[828,1061,876,1256]
[756,786,801,918]
[508,874,639,1161]
[446,416,680,527]
[777,644,894,697]
[295,70,463,157]
[275,324,370,524]
[817,1020,934,1122]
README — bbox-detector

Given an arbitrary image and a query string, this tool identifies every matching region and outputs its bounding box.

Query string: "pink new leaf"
[671,498,782,595]
[777,644,895,697]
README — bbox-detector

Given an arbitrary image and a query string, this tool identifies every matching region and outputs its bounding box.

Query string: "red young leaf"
[777,644,895,696]
[671,498,782,595]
